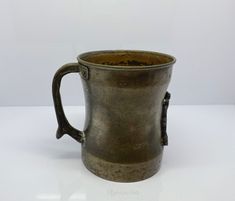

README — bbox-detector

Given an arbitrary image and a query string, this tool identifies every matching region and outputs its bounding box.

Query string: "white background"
[1,1,235,200]
[0,0,234,106]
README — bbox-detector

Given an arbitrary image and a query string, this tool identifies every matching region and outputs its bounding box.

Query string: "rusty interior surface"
[80,51,174,67]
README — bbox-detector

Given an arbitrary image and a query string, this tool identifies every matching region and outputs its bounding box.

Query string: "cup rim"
[77,50,176,70]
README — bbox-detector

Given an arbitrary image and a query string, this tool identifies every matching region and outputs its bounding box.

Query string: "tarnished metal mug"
[52,50,176,182]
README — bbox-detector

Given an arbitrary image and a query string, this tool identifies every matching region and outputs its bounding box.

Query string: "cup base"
[82,149,163,182]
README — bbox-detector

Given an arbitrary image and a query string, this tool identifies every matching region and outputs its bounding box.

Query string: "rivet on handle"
[79,64,89,80]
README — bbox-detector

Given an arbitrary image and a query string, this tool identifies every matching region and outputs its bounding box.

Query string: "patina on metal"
[52,50,176,182]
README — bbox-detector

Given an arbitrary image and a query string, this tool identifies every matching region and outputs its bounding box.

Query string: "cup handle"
[52,63,85,143]
[161,91,171,146]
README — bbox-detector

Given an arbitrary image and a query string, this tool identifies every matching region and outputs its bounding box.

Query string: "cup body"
[77,50,175,182]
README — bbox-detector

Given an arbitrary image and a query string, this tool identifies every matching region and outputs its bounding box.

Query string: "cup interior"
[79,50,175,67]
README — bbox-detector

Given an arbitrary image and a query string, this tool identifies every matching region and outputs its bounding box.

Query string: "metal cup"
[52,50,176,182]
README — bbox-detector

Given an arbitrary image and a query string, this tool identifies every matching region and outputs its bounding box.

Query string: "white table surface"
[0,106,235,201]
